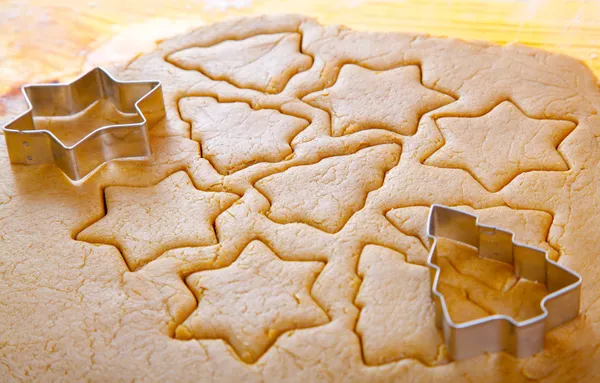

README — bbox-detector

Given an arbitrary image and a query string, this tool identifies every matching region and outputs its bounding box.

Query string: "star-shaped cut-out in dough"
[175,241,329,364]
[425,101,575,192]
[77,171,238,271]
[303,64,454,136]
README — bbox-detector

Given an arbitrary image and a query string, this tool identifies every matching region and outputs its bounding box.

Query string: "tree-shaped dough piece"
[256,144,401,233]
[168,33,312,93]
[179,97,308,175]
[356,245,442,365]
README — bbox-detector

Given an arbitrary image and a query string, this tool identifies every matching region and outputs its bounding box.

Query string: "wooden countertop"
[1,0,599,96]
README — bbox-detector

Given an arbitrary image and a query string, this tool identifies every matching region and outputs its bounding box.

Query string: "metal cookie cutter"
[2,67,165,181]
[426,204,582,360]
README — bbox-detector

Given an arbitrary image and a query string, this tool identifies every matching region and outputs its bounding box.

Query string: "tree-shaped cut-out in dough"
[168,33,312,93]
[256,144,401,233]
[356,245,442,365]
[179,97,308,175]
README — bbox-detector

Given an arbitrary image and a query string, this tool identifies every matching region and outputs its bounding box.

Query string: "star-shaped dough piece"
[175,241,329,364]
[77,171,238,270]
[425,101,575,192]
[303,64,454,136]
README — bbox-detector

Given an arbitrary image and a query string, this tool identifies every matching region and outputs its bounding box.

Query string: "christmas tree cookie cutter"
[426,204,582,360]
[2,67,165,181]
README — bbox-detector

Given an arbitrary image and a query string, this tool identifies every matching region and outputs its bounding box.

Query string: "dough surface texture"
[1,14,600,382]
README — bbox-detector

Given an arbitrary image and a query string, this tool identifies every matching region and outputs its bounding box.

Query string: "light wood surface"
[1,0,599,96]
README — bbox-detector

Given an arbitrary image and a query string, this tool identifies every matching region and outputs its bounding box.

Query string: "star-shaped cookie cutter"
[426,204,582,360]
[2,67,165,181]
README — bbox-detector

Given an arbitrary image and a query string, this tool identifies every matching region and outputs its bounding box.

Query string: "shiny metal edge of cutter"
[2,67,165,181]
[426,204,582,360]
